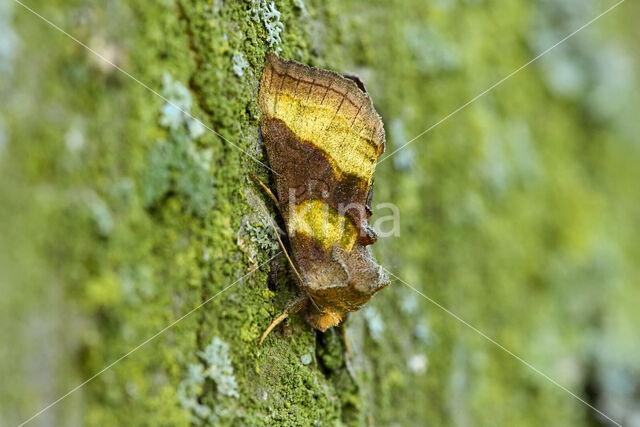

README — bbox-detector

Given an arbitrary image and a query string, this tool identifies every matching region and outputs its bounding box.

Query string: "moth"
[256,53,389,345]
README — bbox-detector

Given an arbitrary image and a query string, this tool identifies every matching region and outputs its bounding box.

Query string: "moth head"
[304,244,389,330]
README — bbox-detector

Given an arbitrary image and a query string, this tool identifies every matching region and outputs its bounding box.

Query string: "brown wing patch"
[259,117,372,243]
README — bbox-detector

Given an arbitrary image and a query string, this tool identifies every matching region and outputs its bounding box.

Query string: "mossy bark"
[2,1,640,426]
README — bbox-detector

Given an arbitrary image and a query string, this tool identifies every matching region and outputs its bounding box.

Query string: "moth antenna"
[249,172,280,211]
[258,292,309,346]
[254,193,306,288]
[252,178,326,316]
[308,294,323,313]
[340,321,351,357]
[257,312,288,346]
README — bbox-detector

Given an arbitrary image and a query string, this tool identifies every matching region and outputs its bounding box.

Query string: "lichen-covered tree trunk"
[2,0,640,426]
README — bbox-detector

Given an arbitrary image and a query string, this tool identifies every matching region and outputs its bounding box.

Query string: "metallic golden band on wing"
[270,92,378,182]
[289,199,357,252]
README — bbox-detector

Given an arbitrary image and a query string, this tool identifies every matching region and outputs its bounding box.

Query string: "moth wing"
[258,53,385,216]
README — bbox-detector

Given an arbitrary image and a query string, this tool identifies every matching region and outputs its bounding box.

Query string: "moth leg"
[339,318,357,381]
[249,172,280,211]
[340,320,351,357]
[258,292,309,346]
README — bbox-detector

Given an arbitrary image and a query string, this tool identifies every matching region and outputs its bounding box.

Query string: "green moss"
[142,72,213,216]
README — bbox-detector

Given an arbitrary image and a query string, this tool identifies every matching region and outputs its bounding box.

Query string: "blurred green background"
[1,0,639,425]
